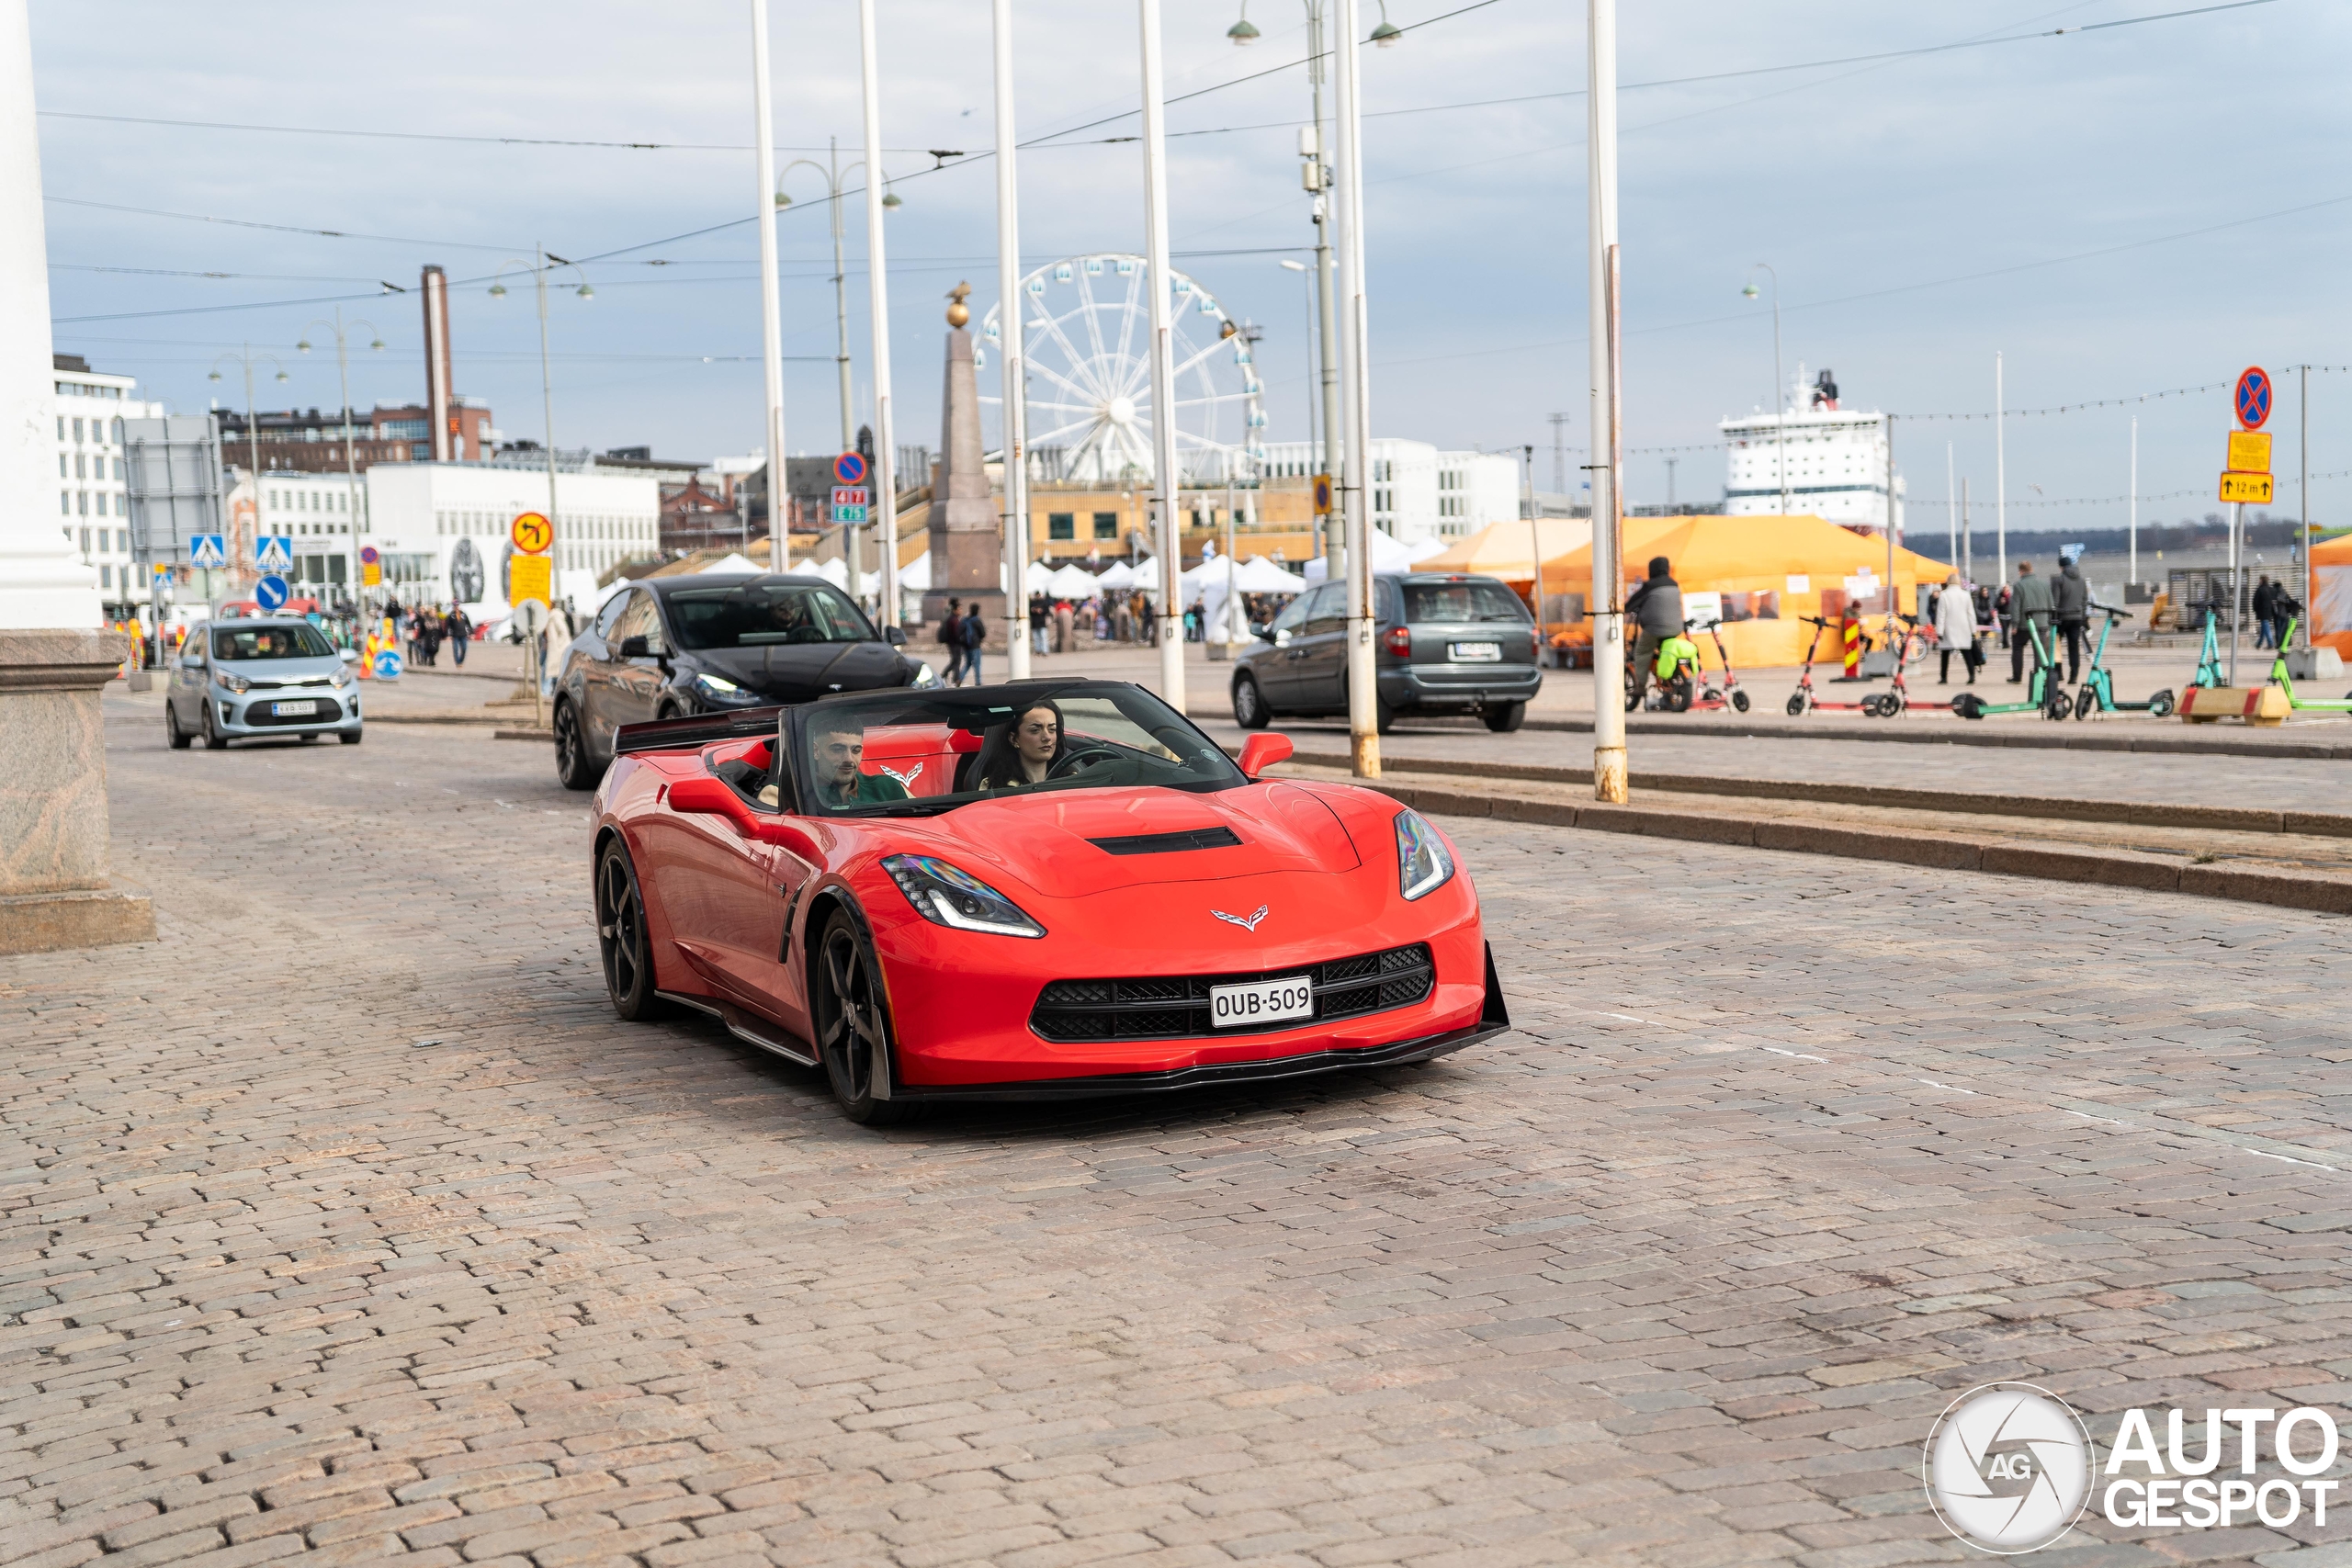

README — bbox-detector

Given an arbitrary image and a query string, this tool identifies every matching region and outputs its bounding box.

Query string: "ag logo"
[1924,1383,2092,1553]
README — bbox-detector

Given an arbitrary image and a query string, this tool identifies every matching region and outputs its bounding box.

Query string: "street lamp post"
[1331,0,1378,778]
[1231,3,1345,576]
[1587,0,1626,805]
[778,142,901,607]
[859,0,902,630]
[1139,0,1185,709]
[206,344,289,613]
[296,309,384,618]
[992,0,1030,680]
[1741,264,1787,516]
[490,248,593,725]
[750,0,787,580]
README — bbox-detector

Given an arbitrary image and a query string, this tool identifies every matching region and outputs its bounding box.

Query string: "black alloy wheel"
[201,703,229,750]
[595,839,665,1021]
[1232,673,1270,729]
[554,698,595,791]
[813,909,915,1126]
[165,703,191,750]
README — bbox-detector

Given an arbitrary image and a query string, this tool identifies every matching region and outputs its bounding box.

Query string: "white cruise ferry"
[1720,368,1905,533]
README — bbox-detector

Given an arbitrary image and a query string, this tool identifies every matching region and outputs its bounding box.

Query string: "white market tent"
[1405,536,1450,565]
[1045,562,1100,598]
[1095,559,1137,592]
[1300,528,1417,583]
[1234,554,1306,593]
[899,550,932,592]
[698,552,761,575]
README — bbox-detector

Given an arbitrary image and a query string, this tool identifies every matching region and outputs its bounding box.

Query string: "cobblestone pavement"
[6,715,2351,1567]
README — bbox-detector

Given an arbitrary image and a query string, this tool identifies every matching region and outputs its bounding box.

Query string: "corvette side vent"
[1086,826,1242,856]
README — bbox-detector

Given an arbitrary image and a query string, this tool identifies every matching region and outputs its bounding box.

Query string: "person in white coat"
[1934,572,1980,685]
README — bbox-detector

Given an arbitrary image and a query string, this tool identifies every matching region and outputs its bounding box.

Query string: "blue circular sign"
[2235,367,2272,430]
[833,450,869,486]
[373,650,403,680]
[254,573,289,612]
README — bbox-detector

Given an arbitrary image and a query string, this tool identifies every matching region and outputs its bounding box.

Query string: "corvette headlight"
[214,670,252,694]
[883,853,1045,938]
[1395,809,1455,901]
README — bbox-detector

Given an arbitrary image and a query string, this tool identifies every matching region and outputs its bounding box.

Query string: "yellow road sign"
[509,511,553,555]
[509,553,553,607]
[361,559,381,587]
[2226,431,2273,474]
[2219,470,2274,504]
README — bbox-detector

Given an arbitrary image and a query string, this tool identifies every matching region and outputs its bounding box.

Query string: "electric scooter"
[1867,614,1955,716]
[2264,617,2352,712]
[1688,617,1751,713]
[2189,609,2224,690]
[1951,620,2070,719]
[2073,604,2175,719]
[1786,615,1882,716]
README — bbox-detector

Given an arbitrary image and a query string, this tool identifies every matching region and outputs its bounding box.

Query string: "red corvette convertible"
[590,679,1508,1122]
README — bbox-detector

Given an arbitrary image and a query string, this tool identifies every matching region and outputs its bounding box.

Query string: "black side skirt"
[899,942,1512,1103]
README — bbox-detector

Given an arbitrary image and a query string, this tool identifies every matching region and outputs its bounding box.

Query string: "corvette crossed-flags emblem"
[1210,905,1269,933]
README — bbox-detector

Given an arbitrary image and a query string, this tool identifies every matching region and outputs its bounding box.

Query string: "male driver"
[808,716,911,808]
[1624,556,1684,707]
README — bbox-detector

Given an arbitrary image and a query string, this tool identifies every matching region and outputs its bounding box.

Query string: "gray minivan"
[165,617,363,750]
[1231,571,1543,733]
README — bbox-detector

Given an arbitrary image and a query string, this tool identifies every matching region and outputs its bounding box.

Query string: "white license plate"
[1449,641,1502,662]
[1209,975,1315,1029]
[269,700,317,716]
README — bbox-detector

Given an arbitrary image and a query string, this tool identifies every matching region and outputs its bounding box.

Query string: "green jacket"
[2009,573,2054,626]
[812,771,910,809]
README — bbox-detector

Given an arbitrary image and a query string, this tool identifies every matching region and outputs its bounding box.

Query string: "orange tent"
[1420,517,1591,581]
[1539,513,1957,669]
[2309,533,2352,657]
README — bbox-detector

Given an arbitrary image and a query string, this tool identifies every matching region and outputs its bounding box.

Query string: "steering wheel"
[1046,743,1125,782]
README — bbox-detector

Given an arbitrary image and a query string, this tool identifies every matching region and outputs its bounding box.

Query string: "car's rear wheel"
[201,704,228,750]
[1232,673,1270,730]
[1482,700,1525,733]
[165,703,190,750]
[554,697,595,791]
[812,909,916,1126]
[595,839,666,1021]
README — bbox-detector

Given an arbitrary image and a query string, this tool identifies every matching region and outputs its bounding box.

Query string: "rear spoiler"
[614,705,786,757]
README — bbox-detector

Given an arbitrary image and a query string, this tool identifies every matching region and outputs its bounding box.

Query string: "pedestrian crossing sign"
[255,536,294,570]
[190,534,226,568]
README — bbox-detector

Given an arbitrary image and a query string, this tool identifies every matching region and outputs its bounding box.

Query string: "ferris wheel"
[977,252,1265,488]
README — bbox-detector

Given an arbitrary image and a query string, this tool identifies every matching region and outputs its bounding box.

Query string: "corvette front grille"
[1029,942,1434,1043]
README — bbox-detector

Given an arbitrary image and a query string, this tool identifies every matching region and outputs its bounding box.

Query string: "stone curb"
[495,728,554,741]
[1354,779,2352,918]
[1274,750,2352,839]
[368,712,528,727]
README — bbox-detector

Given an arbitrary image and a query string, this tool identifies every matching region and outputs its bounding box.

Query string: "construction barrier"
[1840,608,1862,679]
[2178,685,2291,726]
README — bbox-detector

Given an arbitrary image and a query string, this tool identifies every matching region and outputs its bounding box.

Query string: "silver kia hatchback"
[165,617,364,750]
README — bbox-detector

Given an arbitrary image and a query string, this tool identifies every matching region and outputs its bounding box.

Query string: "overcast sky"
[31,0,2346,540]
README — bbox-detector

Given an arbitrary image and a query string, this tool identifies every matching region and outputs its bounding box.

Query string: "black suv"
[1230,571,1542,733]
[552,572,937,789]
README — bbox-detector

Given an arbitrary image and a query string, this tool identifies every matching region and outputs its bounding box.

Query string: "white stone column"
[0,0,150,954]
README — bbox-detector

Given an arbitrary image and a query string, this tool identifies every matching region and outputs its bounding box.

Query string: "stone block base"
[0,886,155,955]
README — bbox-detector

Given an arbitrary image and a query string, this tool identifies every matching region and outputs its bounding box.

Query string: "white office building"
[223,468,372,602]
[1258,439,1520,545]
[1720,367,1905,532]
[365,458,660,610]
[53,355,163,609]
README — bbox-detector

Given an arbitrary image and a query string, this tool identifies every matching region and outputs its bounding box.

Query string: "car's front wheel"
[595,839,666,1021]
[1232,673,1270,729]
[554,697,595,791]
[201,703,229,750]
[812,909,916,1126]
[165,703,191,750]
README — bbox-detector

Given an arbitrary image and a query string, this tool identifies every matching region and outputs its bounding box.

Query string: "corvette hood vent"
[1087,826,1242,856]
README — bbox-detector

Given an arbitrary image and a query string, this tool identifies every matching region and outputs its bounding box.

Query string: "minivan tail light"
[1383,625,1411,657]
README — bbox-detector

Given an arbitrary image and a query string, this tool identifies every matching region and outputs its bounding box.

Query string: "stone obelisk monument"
[0,0,152,953]
[920,284,1003,647]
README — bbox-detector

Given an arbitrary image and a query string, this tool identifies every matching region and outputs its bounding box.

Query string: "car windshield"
[212,623,335,660]
[1404,580,1531,625]
[793,683,1246,817]
[666,581,876,649]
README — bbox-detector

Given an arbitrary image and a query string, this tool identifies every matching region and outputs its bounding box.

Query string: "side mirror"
[883,626,907,647]
[618,635,650,660]
[341,648,361,662]
[1272,629,1292,649]
[178,653,203,670]
[1252,623,1272,642]
[667,774,753,830]
[1236,732,1294,779]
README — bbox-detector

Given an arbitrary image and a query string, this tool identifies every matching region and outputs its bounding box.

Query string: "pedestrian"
[2252,575,2278,649]
[1934,572,1979,685]
[958,602,988,685]
[447,604,472,666]
[1138,593,1157,646]
[1028,590,1048,656]
[2007,561,2052,682]
[1624,555,1684,707]
[937,596,964,685]
[2052,554,2090,683]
